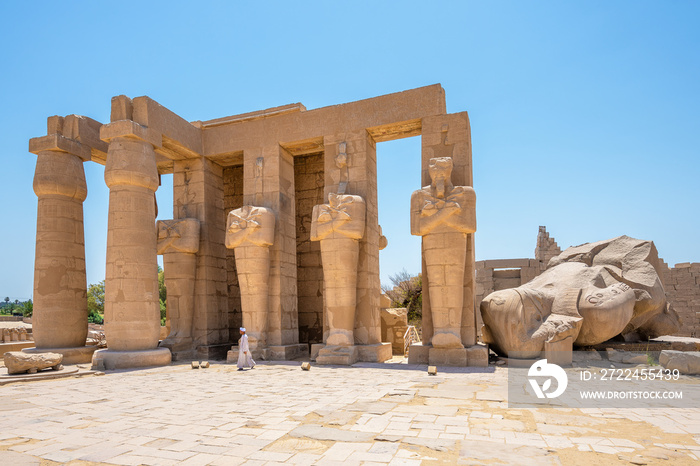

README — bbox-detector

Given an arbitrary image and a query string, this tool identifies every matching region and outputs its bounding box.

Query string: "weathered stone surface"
[572,350,603,362]
[157,218,200,359]
[91,348,171,371]
[31,147,89,349]
[481,236,681,358]
[429,347,467,366]
[407,343,430,364]
[4,351,63,375]
[466,343,489,367]
[22,346,96,365]
[380,308,408,355]
[289,424,373,442]
[316,345,358,365]
[606,348,649,365]
[659,350,700,374]
[103,137,161,353]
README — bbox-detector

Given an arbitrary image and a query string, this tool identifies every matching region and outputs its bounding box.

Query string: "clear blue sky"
[1,1,698,300]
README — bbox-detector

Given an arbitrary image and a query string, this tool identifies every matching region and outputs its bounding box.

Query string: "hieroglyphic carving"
[336,142,349,195]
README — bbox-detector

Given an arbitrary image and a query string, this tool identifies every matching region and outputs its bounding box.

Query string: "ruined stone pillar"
[157,218,200,359]
[93,120,171,369]
[31,149,89,349]
[225,206,275,356]
[311,193,366,351]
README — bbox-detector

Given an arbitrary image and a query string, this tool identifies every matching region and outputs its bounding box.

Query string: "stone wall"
[661,262,700,338]
[535,226,561,272]
[380,307,408,355]
[294,153,325,344]
[223,165,244,335]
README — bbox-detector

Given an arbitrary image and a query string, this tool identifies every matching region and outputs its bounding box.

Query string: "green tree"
[21,299,33,318]
[87,280,105,314]
[382,269,422,324]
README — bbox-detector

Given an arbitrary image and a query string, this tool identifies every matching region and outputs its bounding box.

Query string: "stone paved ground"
[0,361,698,465]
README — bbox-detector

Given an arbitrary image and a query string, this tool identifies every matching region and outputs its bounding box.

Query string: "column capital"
[100,120,162,148]
[28,134,92,161]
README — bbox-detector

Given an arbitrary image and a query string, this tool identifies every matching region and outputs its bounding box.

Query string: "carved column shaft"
[319,237,360,346]
[423,231,467,343]
[104,137,160,351]
[234,245,270,350]
[32,150,88,348]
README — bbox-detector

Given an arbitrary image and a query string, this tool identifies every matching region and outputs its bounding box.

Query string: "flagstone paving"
[0,361,698,465]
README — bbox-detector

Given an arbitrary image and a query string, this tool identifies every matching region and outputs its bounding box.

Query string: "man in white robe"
[237,327,256,370]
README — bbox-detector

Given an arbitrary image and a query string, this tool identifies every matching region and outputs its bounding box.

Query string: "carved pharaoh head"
[428,157,454,198]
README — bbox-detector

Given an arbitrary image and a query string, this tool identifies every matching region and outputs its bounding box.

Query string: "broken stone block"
[301,362,311,371]
[659,350,700,374]
[200,361,210,368]
[4,351,63,375]
[606,348,650,365]
[428,366,437,375]
[191,361,199,369]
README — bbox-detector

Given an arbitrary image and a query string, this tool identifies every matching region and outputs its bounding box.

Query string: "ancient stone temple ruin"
[26,85,486,368]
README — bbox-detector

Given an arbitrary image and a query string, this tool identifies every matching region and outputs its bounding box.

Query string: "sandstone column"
[93,120,171,369]
[311,193,366,360]
[157,218,200,359]
[26,115,104,364]
[32,150,88,348]
[225,205,275,357]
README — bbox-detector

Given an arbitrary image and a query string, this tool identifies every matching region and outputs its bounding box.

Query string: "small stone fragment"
[301,362,311,371]
[428,365,437,375]
[4,351,63,375]
[200,361,210,368]
[191,361,199,369]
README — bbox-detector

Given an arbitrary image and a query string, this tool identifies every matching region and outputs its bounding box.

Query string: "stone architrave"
[31,149,89,349]
[156,218,201,357]
[411,157,476,349]
[311,193,366,349]
[225,205,275,355]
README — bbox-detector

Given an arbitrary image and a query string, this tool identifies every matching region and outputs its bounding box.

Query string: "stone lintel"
[132,96,203,155]
[202,84,447,158]
[28,134,92,161]
[100,119,162,147]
